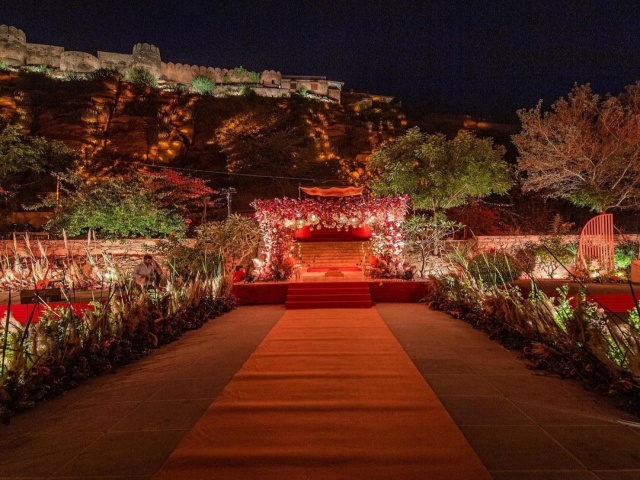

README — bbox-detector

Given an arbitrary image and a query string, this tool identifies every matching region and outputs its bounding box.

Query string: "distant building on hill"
[0,24,344,102]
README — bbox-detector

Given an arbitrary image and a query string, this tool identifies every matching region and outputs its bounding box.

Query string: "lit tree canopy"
[514,83,640,212]
[0,123,77,207]
[138,167,216,217]
[369,127,512,212]
[44,175,186,238]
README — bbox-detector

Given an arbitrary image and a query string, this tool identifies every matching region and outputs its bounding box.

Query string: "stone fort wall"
[0,24,342,100]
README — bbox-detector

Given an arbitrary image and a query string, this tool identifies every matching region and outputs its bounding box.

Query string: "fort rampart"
[0,24,342,100]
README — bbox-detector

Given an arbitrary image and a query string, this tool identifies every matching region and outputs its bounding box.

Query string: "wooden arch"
[578,213,615,273]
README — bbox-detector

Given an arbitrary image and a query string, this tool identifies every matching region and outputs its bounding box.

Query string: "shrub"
[88,68,122,82]
[161,243,223,279]
[512,245,537,276]
[23,64,52,76]
[191,76,216,95]
[529,237,577,278]
[629,308,640,332]
[63,71,86,81]
[124,67,158,88]
[167,83,188,93]
[0,61,9,72]
[240,85,257,97]
[467,252,523,287]
[614,240,639,271]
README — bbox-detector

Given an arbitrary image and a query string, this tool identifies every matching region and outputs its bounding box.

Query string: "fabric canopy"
[300,186,364,197]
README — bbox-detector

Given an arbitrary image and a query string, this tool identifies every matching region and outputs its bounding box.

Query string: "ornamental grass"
[0,256,234,424]
[425,263,640,415]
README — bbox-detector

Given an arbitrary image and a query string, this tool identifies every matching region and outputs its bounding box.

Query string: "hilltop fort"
[0,25,344,101]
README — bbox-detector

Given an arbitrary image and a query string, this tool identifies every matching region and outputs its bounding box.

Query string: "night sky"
[2,1,640,120]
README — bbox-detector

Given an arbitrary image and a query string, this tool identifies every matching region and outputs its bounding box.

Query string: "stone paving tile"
[2,400,142,434]
[511,398,633,426]
[110,398,213,432]
[51,431,187,478]
[51,477,153,480]
[411,356,476,374]
[148,375,232,400]
[459,425,585,471]
[439,395,535,426]
[422,373,500,396]
[592,471,640,480]
[490,472,600,480]
[0,432,102,477]
[543,426,640,470]
[484,374,596,400]
[72,379,170,404]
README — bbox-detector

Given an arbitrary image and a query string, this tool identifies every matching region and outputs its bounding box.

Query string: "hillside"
[0,70,410,213]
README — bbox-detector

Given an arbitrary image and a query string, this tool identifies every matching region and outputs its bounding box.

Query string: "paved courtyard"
[0,303,639,479]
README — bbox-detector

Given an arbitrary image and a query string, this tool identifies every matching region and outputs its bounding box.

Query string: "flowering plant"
[251,195,408,280]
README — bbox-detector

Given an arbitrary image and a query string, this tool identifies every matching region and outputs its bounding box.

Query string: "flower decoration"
[251,195,409,280]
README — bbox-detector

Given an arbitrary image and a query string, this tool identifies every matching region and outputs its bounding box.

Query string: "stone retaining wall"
[1,234,638,260]
[0,238,162,258]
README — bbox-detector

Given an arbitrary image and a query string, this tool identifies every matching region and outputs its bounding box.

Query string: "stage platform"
[232,276,431,306]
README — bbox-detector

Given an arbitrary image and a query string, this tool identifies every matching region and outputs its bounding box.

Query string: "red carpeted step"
[286,300,373,309]
[286,282,373,309]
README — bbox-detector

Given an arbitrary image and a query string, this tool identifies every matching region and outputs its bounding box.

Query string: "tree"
[194,214,260,281]
[370,127,512,212]
[404,214,461,278]
[44,175,186,238]
[514,83,640,212]
[0,123,77,209]
[137,167,216,219]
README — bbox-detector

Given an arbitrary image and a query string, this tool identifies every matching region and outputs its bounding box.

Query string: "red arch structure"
[251,195,409,281]
[578,213,615,274]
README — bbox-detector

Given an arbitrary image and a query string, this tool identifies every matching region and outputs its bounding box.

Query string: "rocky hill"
[0,70,412,213]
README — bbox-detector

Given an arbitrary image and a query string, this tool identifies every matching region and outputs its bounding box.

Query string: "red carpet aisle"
[154,309,491,480]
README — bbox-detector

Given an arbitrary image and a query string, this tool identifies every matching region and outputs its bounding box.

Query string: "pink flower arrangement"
[251,195,409,280]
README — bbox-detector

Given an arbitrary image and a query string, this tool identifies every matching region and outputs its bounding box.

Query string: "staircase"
[297,241,369,268]
[285,282,373,309]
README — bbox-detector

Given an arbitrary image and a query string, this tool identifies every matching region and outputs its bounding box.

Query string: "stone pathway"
[377,304,640,480]
[0,305,283,479]
[0,303,639,479]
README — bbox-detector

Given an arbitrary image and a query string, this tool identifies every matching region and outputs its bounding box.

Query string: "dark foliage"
[0,294,236,424]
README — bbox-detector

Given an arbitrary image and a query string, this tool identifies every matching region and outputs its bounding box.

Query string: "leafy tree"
[370,127,512,212]
[404,214,461,278]
[137,167,216,218]
[514,84,640,212]
[0,123,77,209]
[124,67,158,88]
[44,175,185,238]
[191,76,216,95]
[194,214,260,282]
